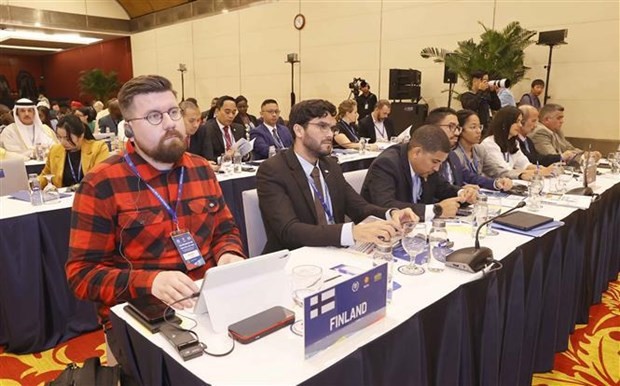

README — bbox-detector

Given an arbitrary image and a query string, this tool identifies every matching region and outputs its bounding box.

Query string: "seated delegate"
[39,114,110,188]
[333,99,377,151]
[480,106,553,181]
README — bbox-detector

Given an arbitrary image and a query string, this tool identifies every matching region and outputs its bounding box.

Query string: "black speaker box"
[537,29,568,45]
[443,53,458,84]
[389,69,422,101]
[389,102,428,135]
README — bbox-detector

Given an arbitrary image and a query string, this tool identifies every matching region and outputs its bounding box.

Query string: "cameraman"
[460,70,501,138]
[355,80,377,120]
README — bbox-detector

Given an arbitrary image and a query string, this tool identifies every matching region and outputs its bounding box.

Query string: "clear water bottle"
[35,142,44,161]
[233,150,242,173]
[373,240,393,303]
[268,145,276,158]
[471,195,488,239]
[359,137,367,154]
[28,173,44,206]
[428,219,448,272]
[528,165,544,211]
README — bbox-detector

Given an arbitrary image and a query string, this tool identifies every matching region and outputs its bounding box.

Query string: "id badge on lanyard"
[123,154,206,270]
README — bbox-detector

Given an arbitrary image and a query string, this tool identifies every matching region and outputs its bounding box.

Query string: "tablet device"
[128,295,175,325]
[493,211,554,231]
[228,306,295,344]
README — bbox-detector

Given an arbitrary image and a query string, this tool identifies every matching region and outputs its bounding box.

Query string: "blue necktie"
[412,174,422,203]
[523,139,531,154]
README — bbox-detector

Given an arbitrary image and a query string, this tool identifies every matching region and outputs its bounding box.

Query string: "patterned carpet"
[0,279,618,386]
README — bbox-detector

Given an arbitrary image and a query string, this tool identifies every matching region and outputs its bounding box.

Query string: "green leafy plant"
[78,69,120,103]
[420,21,537,87]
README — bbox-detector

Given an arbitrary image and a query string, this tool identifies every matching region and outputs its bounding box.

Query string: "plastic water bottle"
[471,195,488,239]
[233,150,242,173]
[268,145,276,158]
[528,165,544,211]
[373,240,393,303]
[428,219,448,272]
[28,174,44,206]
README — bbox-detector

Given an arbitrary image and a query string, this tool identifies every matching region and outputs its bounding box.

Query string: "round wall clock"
[294,13,306,30]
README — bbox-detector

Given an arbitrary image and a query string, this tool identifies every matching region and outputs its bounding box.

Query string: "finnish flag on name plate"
[309,288,336,320]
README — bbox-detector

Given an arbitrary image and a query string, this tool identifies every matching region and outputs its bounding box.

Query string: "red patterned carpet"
[1,279,618,386]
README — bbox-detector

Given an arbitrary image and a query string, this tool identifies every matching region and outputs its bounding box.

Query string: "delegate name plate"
[303,263,387,358]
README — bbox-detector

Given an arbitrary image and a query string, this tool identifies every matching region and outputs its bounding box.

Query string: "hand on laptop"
[152,271,200,309]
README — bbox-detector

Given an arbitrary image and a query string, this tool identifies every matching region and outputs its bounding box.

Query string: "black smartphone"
[228,306,295,344]
[241,166,256,172]
[128,295,175,324]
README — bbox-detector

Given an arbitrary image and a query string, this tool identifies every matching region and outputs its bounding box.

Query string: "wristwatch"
[433,204,443,218]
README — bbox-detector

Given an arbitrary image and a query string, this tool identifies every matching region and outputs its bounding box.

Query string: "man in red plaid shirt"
[66,75,245,365]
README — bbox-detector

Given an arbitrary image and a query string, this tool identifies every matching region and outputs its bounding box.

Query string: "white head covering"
[12,98,54,147]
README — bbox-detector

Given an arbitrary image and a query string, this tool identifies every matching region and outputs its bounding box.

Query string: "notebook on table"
[493,211,554,231]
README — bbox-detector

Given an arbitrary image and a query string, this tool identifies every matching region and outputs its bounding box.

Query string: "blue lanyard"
[307,175,334,224]
[67,152,82,183]
[341,121,359,141]
[456,144,479,174]
[123,153,185,230]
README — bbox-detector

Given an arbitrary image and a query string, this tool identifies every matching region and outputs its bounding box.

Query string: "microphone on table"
[445,201,526,273]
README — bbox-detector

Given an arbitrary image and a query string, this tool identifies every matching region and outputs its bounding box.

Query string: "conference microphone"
[445,201,527,273]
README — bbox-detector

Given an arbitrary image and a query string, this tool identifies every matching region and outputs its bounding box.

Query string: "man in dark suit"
[180,100,220,169]
[517,105,573,166]
[98,100,122,135]
[204,95,246,162]
[250,99,293,159]
[357,99,396,143]
[257,99,416,253]
[428,107,512,191]
[361,125,477,221]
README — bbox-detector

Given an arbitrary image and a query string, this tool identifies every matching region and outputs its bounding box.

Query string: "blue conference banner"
[303,263,387,358]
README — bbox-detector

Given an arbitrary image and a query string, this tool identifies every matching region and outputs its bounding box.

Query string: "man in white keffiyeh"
[0,98,58,159]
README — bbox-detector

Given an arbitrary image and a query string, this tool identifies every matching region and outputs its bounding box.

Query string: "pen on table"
[324,274,342,283]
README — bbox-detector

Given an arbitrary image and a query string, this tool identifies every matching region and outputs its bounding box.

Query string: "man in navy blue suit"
[427,107,512,191]
[250,99,293,159]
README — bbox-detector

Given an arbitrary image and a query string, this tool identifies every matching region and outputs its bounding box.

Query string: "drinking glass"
[292,265,323,307]
[358,137,367,154]
[220,154,233,175]
[607,153,619,174]
[43,174,60,204]
[398,222,427,275]
[485,196,502,236]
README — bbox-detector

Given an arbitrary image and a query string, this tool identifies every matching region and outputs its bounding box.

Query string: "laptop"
[0,157,29,197]
[493,211,554,231]
[193,249,291,333]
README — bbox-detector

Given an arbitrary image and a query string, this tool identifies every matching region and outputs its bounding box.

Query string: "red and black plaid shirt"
[66,144,245,325]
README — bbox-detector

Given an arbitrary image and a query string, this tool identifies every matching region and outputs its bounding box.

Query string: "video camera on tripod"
[348,77,366,97]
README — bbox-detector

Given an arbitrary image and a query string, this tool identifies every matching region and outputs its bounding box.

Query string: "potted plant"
[78,69,120,104]
[420,21,537,87]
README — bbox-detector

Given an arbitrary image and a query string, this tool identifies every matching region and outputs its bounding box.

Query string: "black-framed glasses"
[307,121,339,134]
[126,107,182,125]
[439,123,462,133]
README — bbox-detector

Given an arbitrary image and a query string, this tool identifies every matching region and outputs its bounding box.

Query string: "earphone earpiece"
[124,122,134,139]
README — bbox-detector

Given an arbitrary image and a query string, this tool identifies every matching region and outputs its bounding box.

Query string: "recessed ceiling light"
[0,29,101,45]
[0,44,62,52]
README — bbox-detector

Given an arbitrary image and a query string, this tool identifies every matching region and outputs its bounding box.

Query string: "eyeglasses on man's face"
[439,123,462,133]
[307,121,339,134]
[126,107,182,126]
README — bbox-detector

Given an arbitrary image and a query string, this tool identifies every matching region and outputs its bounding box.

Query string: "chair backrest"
[242,189,267,257]
[343,169,368,194]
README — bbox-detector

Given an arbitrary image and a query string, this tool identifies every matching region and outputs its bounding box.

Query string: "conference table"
[109,172,620,386]
[0,151,380,354]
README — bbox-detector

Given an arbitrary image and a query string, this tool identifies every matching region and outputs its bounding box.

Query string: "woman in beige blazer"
[39,114,110,188]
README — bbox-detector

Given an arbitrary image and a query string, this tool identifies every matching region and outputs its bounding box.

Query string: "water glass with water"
[221,154,233,175]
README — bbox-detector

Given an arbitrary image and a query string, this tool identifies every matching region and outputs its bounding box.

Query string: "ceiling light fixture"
[0,29,101,45]
[0,44,63,52]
